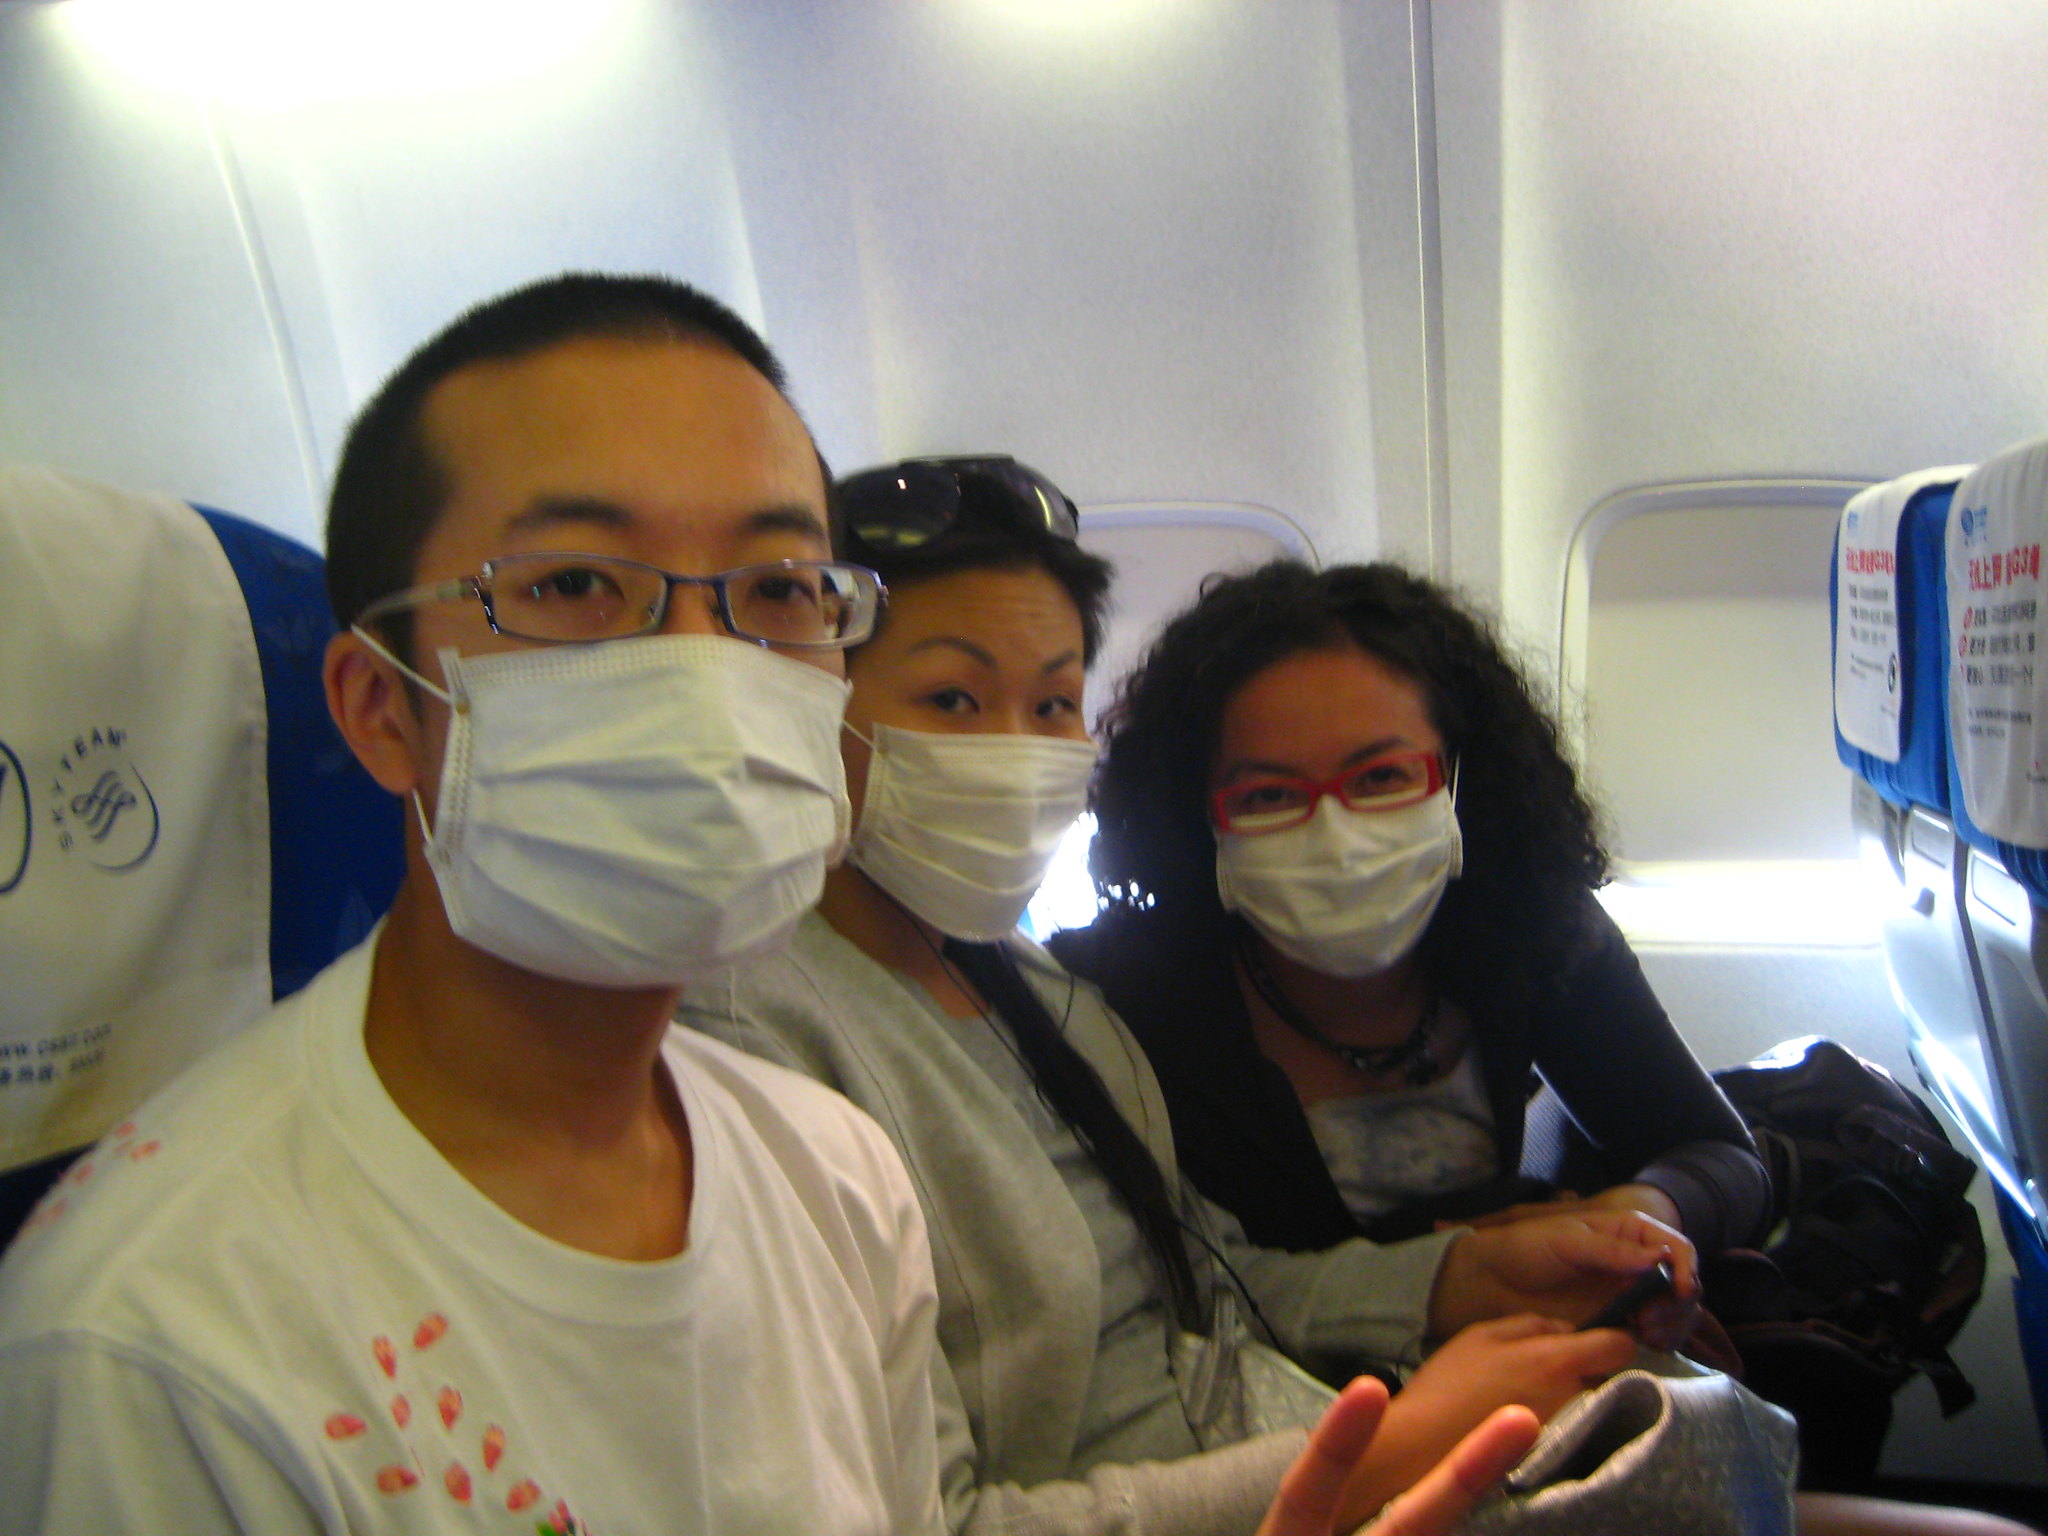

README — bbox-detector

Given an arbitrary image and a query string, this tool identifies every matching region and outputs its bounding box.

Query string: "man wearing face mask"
[0,274,942,1536]
[0,282,1560,1536]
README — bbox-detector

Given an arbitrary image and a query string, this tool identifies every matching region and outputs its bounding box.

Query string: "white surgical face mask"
[359,630,851,986]
[848,723,1098,942]
[1214,787,1462,978]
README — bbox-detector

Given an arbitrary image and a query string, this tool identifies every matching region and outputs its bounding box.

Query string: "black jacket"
[1048,899,1769,1255]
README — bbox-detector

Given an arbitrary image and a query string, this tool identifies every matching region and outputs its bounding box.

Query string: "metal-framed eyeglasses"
[1210,749,1450,835]
[353,551,887,650]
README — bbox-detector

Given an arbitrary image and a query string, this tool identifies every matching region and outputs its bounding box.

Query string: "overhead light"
[966,0,1175,36]
[59,0,625,111]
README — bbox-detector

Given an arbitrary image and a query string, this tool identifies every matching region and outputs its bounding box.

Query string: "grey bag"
[1462,1358,1799,1536]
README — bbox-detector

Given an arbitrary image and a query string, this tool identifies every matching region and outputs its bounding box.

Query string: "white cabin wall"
[1435,0,2048,649]
[1429,0,1504,601]
[599,1,1436,569]
[0,9,320,538]
[12,0,2043,623]
[1334,0,1453,577]
[1,0,1456,580]
[222,6,765,484]
[0,1,765,543]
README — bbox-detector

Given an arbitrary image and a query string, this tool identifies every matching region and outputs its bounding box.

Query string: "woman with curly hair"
[1049,560,1769,1259]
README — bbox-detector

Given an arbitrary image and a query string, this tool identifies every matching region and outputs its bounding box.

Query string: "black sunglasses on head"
[834,456,1080,557]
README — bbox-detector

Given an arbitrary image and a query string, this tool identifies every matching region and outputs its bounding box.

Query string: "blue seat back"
[1832,473,1983,1143]
[1932,442,2048,1245]
[193,506,404,999]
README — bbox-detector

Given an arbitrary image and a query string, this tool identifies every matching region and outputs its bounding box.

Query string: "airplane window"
[1563,482,1888,947]
[1022,504,1314,939]
[1022,814,1101,941]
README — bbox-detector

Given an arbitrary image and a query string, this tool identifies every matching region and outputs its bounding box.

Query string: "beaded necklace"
[1237,932,1440,1086]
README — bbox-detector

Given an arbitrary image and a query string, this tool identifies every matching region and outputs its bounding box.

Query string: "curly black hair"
[1089,559,1609,1015]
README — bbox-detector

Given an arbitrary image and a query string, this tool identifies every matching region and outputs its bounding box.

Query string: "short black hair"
[831,461,1114,664]
[324,272,803,639]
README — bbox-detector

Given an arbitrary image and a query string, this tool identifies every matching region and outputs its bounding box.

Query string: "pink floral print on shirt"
[322,1311,584,1530]
[16,1119,161,1239]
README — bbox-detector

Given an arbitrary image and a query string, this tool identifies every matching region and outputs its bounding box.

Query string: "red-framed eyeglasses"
[1210,749,1448,836]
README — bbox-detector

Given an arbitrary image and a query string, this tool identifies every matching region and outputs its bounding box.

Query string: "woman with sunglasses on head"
[1047,560,1771,1267]
[683,460,1705,1536]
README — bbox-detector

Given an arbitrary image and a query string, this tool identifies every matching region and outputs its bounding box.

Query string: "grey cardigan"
[682,914,1457,1536]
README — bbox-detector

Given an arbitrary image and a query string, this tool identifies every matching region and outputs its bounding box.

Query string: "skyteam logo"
[0,738,26,894]
[49,727,159,873]
[1959,505,1991,546]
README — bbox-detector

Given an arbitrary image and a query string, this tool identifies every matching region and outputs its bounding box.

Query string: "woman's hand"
[1447,1184,1683,1234]
[1425,1207,1699,1345]
[1258,1373,1543,1536]
[1325,1315,1637,1525]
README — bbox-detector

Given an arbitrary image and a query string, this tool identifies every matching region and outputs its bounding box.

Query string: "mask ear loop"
[408,788,439,848]
[349,625,461,710]
[351,626,467,847]
[1440,753,1464,882]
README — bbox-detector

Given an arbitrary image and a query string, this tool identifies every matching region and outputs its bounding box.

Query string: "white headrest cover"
[1946,438,2048,848]
[0,465,271,1167]
[1835,465,1973,762]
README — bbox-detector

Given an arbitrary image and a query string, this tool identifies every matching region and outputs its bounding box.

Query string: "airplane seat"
[1834,464,2048,1455]
[1831,469,1994,1167]
[0,466,403,1247]
[1935,436,2048,1452]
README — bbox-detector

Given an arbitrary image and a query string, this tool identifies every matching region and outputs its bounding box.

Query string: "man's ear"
[324,630,427,796]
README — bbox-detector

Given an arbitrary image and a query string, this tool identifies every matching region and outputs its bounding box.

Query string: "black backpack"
[1705,1035,1987,1491]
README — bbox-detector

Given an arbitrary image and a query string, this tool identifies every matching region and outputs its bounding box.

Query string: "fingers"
[1562,1216,1699,1298]
[1414,1314,1633,1422]
[1443,1199,1580,1231]
[1364,1405,1541,1536]
[1464,1313,1572,1344]
[1459,1310,1629,1368]
[1508,1325,1636,1417]
[1257,1377,1393,1536]
[1668,1242,1700,1300]
[1581,1182,1682,1232]
[1560,1326,1640,1379]
[1430,1217,1697,1341]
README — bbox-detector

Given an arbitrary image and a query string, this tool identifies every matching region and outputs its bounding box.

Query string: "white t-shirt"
[0,936,943,1536]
